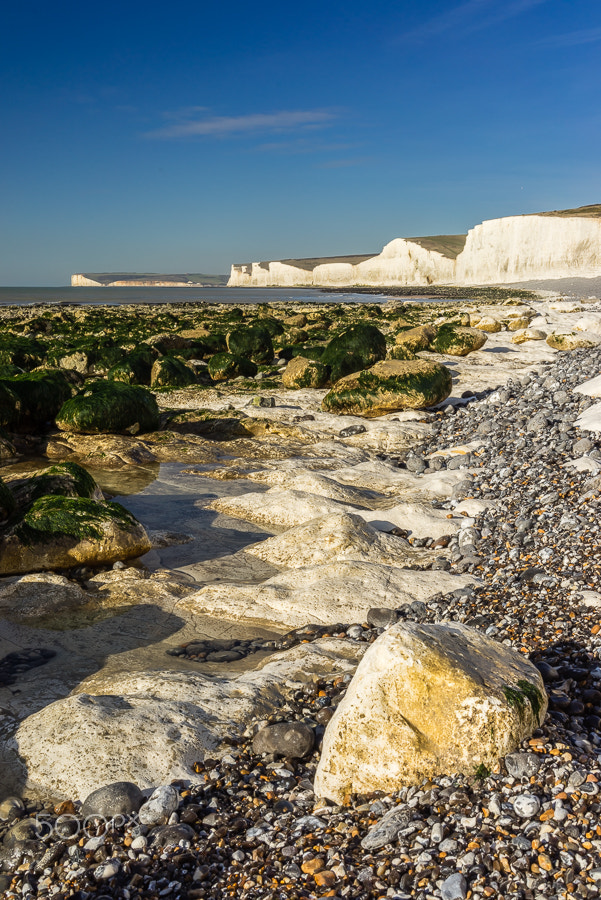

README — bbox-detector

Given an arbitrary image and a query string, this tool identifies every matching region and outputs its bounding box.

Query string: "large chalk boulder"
[14,638,364,799]
[314,622,547,804]
[185,560,477,628]
[245,512,442,570]
[209,488,361,529]
[322,359,452,417]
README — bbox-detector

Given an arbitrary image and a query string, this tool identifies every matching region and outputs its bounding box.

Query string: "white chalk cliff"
[228,207,601,287]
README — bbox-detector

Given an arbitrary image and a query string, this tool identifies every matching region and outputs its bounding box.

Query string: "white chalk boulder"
[245,512,441,570]
[208,488,361,529]
[186,560,477,627]
[314,622,547,804]
[14,637,364,799]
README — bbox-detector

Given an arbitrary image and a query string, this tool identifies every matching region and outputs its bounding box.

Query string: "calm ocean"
[0,286,391,307]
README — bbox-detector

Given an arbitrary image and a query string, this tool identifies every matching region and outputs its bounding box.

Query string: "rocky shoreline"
[0,295,600,898]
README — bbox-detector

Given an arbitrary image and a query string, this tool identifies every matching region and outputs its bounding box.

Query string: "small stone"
[512,794,541,818]
[314,870,337,888]
[94,857,121,880]
[367,608,400,628]
[252,722,314,758]
[302,858,325,874]
[441,872,467,900]
[138,785,180,826]
[505,752,542,779]
[81,781,145,818]
[339,424,366,437]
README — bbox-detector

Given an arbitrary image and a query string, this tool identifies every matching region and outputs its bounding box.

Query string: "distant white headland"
[228,205,601,288]
[71,273,228,287]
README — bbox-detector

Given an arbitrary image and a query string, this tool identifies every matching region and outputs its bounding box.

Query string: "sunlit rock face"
[228,210,601,287]
[456,215,601,284]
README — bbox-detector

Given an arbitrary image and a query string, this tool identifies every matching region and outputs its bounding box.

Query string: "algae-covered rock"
[0,370,74,433]
[207,353,258,382]
[282,357,329,389]
[322,359,452,417]
[290,344,326,361]
[0,496,150,575]
[226,326,274,364]
[108,350,154,385]
[322,324,386,382]
[0,477,16,520]
[56,381,160,435]
[314,622,547,803]
[252,316,285,338]
[144,333,190,355]
[393,324,438,353]
[429,324,488,356]
[13,461,103,507]
[323,350,366,384]
[150,356,196,388]
[0,335,47,370]
[387,345,418,361]
[546,332,601,351]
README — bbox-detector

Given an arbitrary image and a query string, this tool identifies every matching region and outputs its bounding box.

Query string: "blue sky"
[1,0,600,284]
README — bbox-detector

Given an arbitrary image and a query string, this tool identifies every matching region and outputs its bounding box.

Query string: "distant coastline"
[71,272,228,287]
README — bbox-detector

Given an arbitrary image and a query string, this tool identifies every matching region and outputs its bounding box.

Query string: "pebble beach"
[0,293,600,900]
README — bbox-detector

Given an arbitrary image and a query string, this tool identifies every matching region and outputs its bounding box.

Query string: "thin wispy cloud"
[144,109,337,140]
[535,25,601,48]
[399,0,547,43]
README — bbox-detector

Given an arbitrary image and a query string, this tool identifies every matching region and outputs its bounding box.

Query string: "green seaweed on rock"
[27,462,99,503]
[15,495,138,545]
[207,352,258,382]
[0,370,74,433]
[226,326,274,364]
[56,381,160,435]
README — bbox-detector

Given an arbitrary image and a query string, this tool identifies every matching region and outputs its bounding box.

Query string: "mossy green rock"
[429,324,488,356]
[282,357,329,389]
[0,478,16,520]
[108,350,154,385]
[0,495,150,575]
[150,356,196,388]
[207,353,258,382]
[253,316,285,338]
[323,350,366,384]
[322,324,386,379]
[0,370,74,433]
[322,359,453,417]
[56,381,160,435]
[387,345,418,361]
[0,335,47,370]
[15,461,102,507]
[226,326,274,364]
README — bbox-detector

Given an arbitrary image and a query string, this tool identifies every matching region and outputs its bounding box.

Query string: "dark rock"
[81,781,145,818]
[367,608,400,628]
[252,722,314,758]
